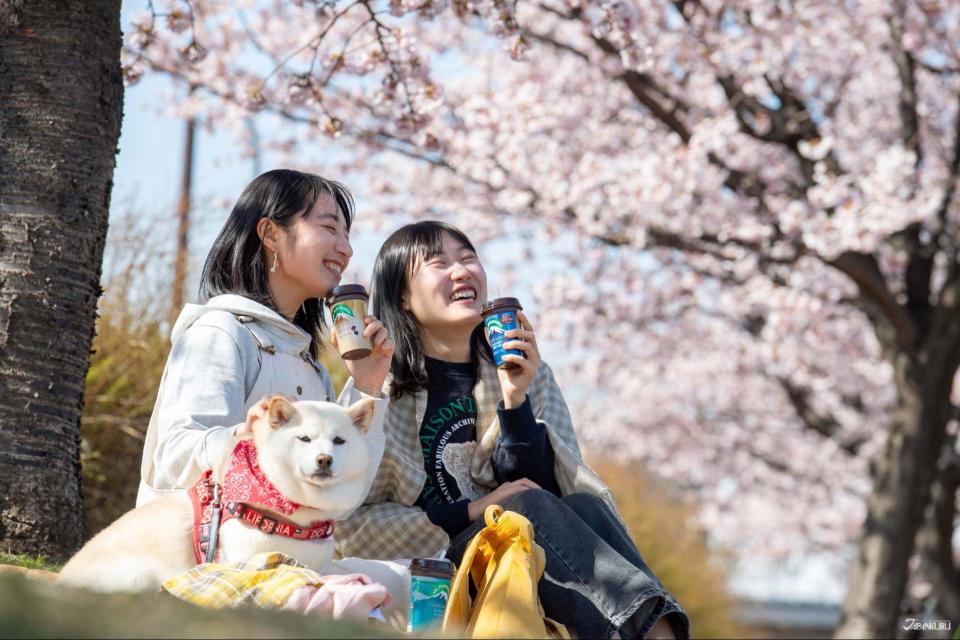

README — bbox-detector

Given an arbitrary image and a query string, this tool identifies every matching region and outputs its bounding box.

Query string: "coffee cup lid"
[410,557,454,575]
[481,297,522,315]
[327,284,368,302]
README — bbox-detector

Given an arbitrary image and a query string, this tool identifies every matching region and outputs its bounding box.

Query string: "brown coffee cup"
[327,284,372,360]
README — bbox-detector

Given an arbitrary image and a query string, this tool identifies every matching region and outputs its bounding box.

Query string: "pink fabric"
[280,573,392,621]
[221,440,299,515]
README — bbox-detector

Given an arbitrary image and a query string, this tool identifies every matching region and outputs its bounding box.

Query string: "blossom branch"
[776,376,866,456]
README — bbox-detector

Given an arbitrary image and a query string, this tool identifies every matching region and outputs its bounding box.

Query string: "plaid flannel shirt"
[163,551,323,610]
[334,358,622,560]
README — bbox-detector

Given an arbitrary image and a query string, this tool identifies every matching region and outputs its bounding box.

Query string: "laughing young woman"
[137,169,393,506]
[336,221,689,640]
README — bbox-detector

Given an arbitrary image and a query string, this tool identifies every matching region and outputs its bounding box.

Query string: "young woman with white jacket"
[137,169,394,506]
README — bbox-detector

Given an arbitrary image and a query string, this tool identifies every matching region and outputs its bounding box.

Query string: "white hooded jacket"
[137,294,387,507]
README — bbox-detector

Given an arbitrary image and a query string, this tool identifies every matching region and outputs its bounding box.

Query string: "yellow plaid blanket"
[163,552,324,610]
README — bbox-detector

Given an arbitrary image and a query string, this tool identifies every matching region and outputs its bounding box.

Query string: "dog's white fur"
[58,396,376,593]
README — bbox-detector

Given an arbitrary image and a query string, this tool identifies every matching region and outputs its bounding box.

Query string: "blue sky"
[110,69,395,290]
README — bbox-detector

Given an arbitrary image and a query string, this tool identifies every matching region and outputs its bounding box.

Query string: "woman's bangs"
[408,222,476,274]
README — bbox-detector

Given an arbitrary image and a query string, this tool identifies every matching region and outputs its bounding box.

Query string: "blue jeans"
[447,490,690,639]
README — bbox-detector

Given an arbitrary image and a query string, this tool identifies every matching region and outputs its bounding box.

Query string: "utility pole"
[170,113,195,322]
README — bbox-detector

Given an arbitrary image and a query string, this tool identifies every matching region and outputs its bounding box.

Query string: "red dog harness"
[188,440,335,564]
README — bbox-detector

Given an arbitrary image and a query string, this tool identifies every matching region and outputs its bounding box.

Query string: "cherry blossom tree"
[0,0,123,559]
[125,1,960,635]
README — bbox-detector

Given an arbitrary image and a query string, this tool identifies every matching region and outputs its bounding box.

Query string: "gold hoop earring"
[270,250,278,273]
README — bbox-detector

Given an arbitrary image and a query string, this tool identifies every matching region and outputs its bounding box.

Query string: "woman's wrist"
[467,499,485,521]
[502,390,526,409]
[353,380,382,397]
[349,369,387,397]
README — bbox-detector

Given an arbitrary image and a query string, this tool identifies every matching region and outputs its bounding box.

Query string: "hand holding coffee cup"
[327,284,373,360]
[481,297,525,369]
[481,298,540,409]
[327,284,394,397]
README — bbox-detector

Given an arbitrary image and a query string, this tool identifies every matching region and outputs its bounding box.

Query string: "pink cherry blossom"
[125,4,960,617]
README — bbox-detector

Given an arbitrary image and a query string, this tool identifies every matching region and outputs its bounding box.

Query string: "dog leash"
[205,481,223,564]
[189,470,227,564]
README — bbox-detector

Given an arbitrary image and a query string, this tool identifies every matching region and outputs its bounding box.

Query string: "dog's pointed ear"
[346,398,377,433]
[267,395,296,429]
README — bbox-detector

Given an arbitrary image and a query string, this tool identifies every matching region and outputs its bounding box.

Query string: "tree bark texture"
[836,289,960,637]
[0,0,123,559]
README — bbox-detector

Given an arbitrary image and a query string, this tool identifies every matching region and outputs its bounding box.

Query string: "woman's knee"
[562,491,607,513]
[562,492,621,530]
[501,488,563,516]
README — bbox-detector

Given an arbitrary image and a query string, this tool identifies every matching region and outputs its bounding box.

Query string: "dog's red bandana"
[222,439,299,515]
[187,440,336,565]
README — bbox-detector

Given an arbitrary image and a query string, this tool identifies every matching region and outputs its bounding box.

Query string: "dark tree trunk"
[0,0,123,559]
[836,295,960,637]
[915,440,960,624]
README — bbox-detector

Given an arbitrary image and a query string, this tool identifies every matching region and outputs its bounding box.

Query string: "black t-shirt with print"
[415,356,561,538]
[418,357,478,507]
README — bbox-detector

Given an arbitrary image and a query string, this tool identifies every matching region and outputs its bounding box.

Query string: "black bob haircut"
[199,168,355,360]
[370,220,493,400]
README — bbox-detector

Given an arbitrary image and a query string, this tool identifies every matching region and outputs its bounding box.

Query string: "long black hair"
[199,169,354,360]
[370,220,493,400]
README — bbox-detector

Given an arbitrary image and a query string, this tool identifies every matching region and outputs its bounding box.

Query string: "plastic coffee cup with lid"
[407,557,454,632]
[326,284,372,360]
[480,297,524,370]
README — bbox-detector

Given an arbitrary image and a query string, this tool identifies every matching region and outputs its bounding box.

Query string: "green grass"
[0,572,393,639]
[0,554,60,572]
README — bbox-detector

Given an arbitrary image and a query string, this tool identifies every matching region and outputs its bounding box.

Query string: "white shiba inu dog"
[58,395,377,593]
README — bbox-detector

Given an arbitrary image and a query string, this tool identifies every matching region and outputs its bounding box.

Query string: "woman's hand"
[496,311,541,409]
[467,478,540,521]
[335,316,395,397]
[237,394,297,434]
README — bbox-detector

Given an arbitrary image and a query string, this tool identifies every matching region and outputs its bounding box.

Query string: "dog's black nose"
[316,454,332,471]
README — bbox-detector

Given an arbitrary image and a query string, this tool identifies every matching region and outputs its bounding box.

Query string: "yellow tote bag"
[442,505,570,639]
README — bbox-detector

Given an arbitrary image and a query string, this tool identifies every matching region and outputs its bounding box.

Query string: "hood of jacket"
[170,294,312,354]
